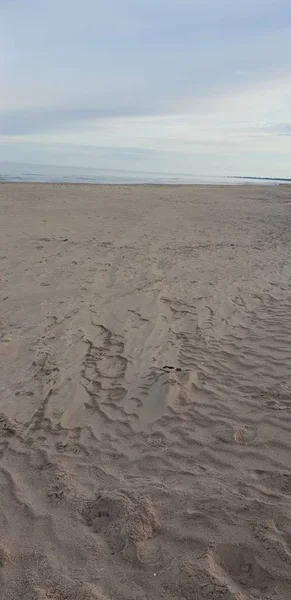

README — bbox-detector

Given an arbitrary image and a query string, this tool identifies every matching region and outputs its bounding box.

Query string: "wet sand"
[1,183,291,599]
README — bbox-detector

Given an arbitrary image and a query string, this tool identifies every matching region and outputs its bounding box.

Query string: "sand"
[1,183,291,599]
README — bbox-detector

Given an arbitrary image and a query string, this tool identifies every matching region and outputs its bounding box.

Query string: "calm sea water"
[0,162,288,185]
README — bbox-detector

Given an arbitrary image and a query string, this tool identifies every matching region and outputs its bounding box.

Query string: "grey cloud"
[0,106,156,136]
[263,123,291,136]
[1,0,291,148]
[1,2,291,108]
[0,140,166,171]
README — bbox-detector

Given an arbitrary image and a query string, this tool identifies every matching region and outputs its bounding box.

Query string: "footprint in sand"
[83,490,159,555]
[214,423,257,444]
[0,414,18,438]
[162,556,236,600]
[210,543,272,592]
[137,536,162,566]
[254,469,291,495]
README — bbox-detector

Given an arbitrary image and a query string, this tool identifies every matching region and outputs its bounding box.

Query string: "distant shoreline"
[1,181,291,189]
[229,176,291,182]
[1,162,290,185]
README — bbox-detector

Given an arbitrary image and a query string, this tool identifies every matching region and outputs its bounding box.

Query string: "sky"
[0,0,291,178]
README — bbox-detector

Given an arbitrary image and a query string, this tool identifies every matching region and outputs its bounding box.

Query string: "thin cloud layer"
[0,0,291,176]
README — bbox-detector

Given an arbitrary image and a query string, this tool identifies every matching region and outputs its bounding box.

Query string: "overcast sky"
[0,0,291,177]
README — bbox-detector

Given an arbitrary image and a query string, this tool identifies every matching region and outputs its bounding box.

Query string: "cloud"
[0,0,291,175]
[263,123,291,136]
[0,106,161,136]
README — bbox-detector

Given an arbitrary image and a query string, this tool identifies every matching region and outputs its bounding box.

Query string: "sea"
[0,162,289,185]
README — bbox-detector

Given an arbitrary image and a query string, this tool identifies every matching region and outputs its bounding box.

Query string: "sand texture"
[1,183,291,599]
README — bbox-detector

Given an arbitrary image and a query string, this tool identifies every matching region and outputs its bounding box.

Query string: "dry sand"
[1,183,291,600]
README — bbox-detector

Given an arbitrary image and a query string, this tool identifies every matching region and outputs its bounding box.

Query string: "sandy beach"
[1,183,291,599]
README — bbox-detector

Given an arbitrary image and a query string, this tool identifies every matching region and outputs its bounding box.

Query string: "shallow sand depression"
[1,183,291,599]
